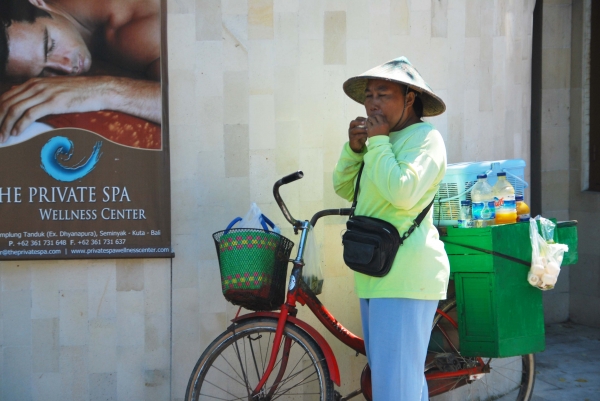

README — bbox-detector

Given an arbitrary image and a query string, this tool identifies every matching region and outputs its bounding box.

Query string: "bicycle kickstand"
[337,388,363,401]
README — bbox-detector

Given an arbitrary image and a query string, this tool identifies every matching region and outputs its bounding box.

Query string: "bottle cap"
[460,200,471,206]
[516,194,524,201]
[477,174,487,179]
[497,172,507,177]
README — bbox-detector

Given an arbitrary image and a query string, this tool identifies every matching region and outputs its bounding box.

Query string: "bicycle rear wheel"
[185,317,334,401]
[427,299,536,401]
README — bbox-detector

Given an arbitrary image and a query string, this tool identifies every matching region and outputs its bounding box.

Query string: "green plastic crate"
[440,221,578,358]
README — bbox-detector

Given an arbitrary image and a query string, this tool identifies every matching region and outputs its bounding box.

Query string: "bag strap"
[260,214,276,232]
[350,161,434,241]
[402,199,434,241]
[440,238,530,267]
[349,162,365,217]
[223,214,275,234]
[224,217,243,234]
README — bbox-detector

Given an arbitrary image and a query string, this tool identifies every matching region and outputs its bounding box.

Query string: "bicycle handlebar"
[274,172,352,230]
[309,208,352,227]
[276,171,304,186]
[273,171,304,228]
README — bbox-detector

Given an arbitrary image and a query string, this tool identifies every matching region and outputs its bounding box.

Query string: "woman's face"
[363,79,407,124]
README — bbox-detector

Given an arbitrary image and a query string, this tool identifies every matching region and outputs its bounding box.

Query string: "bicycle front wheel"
[185,317,334,401]
[427,299,536,401]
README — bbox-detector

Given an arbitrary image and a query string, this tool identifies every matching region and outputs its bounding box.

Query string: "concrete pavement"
[532,322,600,400]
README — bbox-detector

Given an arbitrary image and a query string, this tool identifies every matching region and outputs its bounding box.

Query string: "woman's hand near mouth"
[365,114,391,138]
[348,117,368,153]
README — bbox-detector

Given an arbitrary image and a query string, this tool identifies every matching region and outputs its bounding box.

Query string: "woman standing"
[333,57,449,400]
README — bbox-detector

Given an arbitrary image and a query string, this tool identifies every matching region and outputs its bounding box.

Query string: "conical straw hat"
[343,56,446,117]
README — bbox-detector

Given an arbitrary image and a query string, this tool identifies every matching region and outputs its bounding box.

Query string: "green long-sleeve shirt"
[333,121,449,300]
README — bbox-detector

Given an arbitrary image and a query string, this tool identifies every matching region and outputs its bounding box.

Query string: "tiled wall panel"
[168,0,538,398]
[0,1,540,399]
[540,0,572,324]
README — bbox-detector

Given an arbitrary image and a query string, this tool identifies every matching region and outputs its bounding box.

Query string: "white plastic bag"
[301,225,324,294]
[236,203,281,233]
[528,216,568,290]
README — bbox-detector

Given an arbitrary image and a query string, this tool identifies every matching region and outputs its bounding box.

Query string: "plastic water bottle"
[471,174,495,227]
[458,200,473,228]
[492,172,517,224]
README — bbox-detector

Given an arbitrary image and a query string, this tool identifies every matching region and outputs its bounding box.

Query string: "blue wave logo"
[40,136,103,182]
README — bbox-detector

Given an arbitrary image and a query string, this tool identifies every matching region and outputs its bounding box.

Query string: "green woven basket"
[213,228,294,311]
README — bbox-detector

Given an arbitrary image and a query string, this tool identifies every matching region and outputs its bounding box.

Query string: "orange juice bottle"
[492,172,517,224]
[516,194,530,222]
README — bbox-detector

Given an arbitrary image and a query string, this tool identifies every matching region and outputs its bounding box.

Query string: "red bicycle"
[185,172,536,401]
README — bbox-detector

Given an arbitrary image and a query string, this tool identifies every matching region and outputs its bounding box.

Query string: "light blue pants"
[360,298,438,401]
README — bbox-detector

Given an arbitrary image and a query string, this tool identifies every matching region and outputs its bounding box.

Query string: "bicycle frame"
[231,171,488,399]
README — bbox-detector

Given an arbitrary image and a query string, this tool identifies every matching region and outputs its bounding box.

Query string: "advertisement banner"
[0,0,171,259]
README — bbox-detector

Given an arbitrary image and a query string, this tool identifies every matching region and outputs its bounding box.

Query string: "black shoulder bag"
[341,162,434,277]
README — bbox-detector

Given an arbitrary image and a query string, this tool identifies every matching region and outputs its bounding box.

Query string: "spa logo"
[40,136,103,182]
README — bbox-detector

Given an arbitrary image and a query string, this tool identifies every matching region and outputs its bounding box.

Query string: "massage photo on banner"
[0,0,171,260]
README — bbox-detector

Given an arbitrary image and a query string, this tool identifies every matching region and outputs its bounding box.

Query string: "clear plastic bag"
[528,216,568,291]
[236,203,281,233]
[301,225,324,295]
[538,216,556,244]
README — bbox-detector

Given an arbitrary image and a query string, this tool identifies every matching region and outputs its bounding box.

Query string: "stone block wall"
[541,0,573,323]
[539,0,600,328]
[0,1,541,399]
[0,260,171,400]
[168,1,537,399]
[567,0,600,328]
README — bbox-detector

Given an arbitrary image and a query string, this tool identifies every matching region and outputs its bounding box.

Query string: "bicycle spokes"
[426,301,535,400]
[194,321,330,401]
